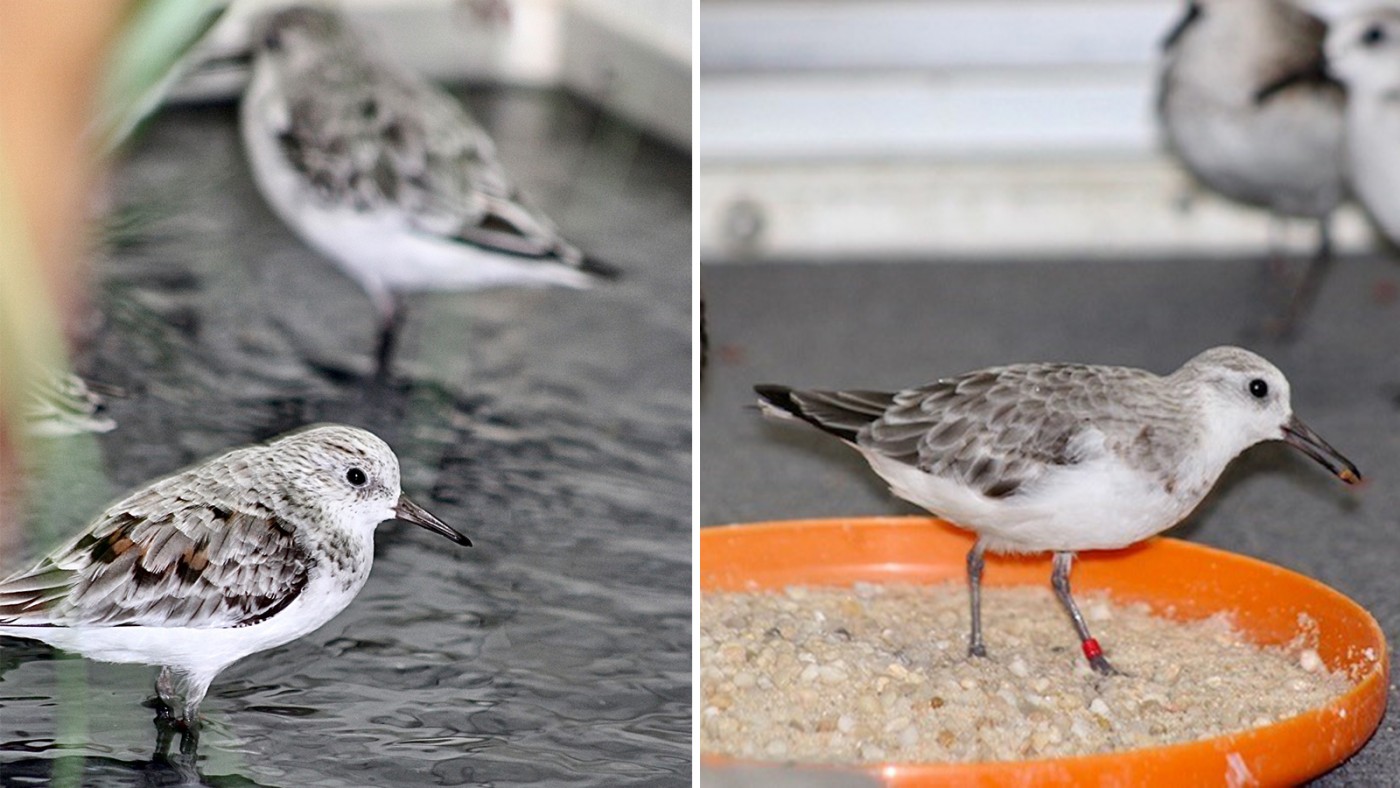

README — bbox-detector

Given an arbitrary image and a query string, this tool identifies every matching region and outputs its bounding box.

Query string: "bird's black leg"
[149,668,179,724]
[966,539,988,659]
[1263,216,1334,340]
[155,667,177,707]
[1277,216,1335,339]
[373,293,407,379]
[152,716,174,760]
[149,669,181,759]
[1051,552,1119,675]
[177,718,201,757]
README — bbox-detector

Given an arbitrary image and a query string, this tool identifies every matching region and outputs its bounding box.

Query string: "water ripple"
[1,87,689,787]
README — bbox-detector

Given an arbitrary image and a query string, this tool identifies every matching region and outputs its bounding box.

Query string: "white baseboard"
[167,0,691,147]
[701,157,1377,261]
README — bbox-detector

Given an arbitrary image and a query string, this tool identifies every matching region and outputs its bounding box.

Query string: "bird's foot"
[1088,654,1122,676]
[1081,638,1122,676]
[967,643,987,659]
[148,699,200,735]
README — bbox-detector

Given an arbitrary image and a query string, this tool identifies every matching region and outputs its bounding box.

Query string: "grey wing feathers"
[0,504,309,629]
[274,50,581,265]
[869,365,1137,498]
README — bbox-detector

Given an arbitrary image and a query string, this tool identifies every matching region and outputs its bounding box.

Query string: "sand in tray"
[700,583,1353,764]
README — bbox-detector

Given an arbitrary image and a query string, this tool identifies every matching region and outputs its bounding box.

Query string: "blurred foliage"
[96,0,227,153]
[0,158,67,468]
[2,2,235,775]
[5,0,228,468]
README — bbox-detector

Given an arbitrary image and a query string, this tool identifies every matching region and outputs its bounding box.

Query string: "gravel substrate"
[700,583,1353,764]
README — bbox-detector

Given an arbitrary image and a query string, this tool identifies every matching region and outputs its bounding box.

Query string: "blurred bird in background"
[1321,7,1400,253]
[239,5,616,377]
[1157,0,1346,336]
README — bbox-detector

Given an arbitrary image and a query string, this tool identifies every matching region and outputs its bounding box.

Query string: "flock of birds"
[1159,0,1400,332]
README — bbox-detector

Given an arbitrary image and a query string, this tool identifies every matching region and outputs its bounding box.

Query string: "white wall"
[700,0,1383,262]
[173,0,692,146]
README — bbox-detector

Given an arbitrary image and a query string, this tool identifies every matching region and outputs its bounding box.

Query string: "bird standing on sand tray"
[755,347,1360,675]
[1157,0,1346,335]
[1320,8,1400,253]
[0,425,470,733]
[240,6,613,375]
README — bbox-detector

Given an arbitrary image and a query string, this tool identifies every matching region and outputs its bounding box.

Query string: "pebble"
[1300,649,1324,673]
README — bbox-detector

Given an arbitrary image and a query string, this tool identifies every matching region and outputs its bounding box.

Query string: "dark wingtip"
[754,384,860,442]
[1254,62,1336,105]
[579,255,622,281]
[754,384,797,412]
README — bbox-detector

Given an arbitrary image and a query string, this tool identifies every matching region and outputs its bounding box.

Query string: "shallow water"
[0,87,691,786]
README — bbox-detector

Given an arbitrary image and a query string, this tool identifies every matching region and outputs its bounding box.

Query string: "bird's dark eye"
[1248,379,1269,399]
[346,468,368,486]
[263,28,284,51]
[1363,24,1386,46]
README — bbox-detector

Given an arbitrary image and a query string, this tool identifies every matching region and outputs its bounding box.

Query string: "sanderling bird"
[755,347,1360,674]
[0,424,470,731]
[1157,0,1346,334]
[240,6,614,372]
[23,371,117,438]
[1321,8,1400,248]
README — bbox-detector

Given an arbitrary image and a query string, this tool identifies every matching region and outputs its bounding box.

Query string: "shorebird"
[1157,0,1347,335]
[756,347,1360,674]
[240,6,614,373]
[0,425,470,731]
[1320,8,1400,250]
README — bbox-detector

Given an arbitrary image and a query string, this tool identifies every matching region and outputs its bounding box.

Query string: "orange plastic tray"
[700,517,1388,786]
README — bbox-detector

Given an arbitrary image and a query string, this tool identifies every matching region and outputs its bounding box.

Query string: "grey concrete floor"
[700,254,1400,783]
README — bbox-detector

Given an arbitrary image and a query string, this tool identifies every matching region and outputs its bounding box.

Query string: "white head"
[1325,7,1400,93]
[250,5,358,73]
[1176,347,1360,482]
[263,425,471,545]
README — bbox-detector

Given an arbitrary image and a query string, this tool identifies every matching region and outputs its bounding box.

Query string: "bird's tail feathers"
[754,385,894,443]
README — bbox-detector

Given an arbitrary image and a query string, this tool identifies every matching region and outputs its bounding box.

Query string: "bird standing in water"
[240,6,614,375]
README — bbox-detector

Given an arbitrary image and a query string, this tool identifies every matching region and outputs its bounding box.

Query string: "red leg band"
[1082,638,1103,662]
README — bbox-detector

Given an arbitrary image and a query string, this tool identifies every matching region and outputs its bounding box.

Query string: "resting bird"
[240,6,614,373]
[1157,0,1346,335]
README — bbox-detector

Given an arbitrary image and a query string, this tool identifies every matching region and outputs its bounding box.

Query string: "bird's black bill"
[396,494,472,546]
[1282,416,1362,484]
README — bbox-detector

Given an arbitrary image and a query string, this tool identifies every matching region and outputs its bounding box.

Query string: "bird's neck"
[306,526,373,593]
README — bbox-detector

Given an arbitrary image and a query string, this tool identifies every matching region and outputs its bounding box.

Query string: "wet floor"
[1,86,691,786]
